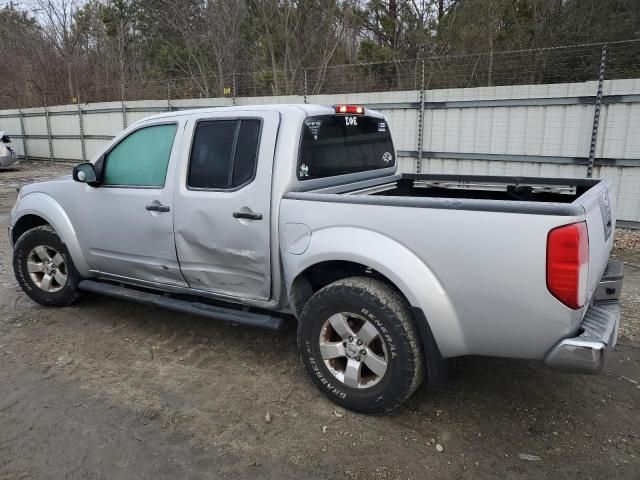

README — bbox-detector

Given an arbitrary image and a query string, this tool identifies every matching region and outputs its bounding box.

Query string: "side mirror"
[72,163,97,184]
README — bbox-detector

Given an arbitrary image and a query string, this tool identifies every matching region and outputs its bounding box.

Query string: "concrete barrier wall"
[1,78,639,222]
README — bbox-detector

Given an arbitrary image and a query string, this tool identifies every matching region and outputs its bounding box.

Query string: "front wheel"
[13,225,83,307]
[297,277,424,414]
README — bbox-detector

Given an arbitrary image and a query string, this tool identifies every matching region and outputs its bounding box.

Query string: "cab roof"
[135,104,383,123]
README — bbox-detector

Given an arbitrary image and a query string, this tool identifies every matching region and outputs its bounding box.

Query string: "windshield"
[298,115,395,180]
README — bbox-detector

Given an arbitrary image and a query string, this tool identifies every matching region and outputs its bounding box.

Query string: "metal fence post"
[166,80,172,112]
[303,69,308,104]
[587,44,607,178]
[232,74,237,106]
[416,60,426,174]
[120,82,127,129]
[77,90,86,162]
[43,93,53,164]
[18,108,28,161]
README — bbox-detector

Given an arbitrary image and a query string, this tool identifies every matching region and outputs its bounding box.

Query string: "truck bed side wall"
[280,198,586,360]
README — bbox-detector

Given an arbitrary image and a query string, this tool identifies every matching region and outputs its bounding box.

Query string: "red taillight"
[546,222,589,309]
[335,105,364,115]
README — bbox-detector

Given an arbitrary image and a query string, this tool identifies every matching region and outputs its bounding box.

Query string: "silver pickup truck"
[9,104,623,413]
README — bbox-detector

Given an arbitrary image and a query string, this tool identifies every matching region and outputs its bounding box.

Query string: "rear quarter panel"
[280,197,587,360]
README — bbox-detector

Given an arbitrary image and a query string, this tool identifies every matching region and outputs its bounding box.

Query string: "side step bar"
[78,280,285,331]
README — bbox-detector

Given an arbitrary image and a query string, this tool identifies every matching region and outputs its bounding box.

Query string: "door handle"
[146,204,170,213]
[233,211,263,220]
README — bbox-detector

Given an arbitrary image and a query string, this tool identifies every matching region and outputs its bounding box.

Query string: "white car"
[0,131,19,169]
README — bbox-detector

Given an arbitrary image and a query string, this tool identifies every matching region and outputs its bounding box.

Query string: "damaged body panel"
[9,103,623,414]
[172,109,280,300]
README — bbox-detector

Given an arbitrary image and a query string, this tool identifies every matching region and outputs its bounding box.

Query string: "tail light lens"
[546,222,589,309]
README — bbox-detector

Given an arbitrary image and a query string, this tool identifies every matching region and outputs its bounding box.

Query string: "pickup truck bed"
[362,174,590,202]
[293,173,601,214]
[281,172,616,361]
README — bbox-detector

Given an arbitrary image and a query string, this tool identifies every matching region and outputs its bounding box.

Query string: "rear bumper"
[544,260,623,374]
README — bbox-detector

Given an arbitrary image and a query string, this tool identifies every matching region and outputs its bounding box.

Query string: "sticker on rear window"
[382,152,393,163]
[344,116,358,126]
[378,122,386,132]
[304,119,322,140]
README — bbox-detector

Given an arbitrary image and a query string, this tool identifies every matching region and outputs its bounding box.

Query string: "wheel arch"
[11,193,91,276]
[11,214,49,244]
[290,260,401,318]
[284,226,465,358]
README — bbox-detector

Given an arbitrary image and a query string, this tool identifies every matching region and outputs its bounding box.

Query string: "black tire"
[13,225,83,307]
[297,277,424,414]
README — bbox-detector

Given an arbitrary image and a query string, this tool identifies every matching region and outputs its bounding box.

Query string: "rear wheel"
[13,225,83,307]
[297,277,424,414]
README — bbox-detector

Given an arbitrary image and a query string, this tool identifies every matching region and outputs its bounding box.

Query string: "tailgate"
[578,179,616,302]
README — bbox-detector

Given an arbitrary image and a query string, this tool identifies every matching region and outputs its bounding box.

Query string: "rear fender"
[284,226,465,358]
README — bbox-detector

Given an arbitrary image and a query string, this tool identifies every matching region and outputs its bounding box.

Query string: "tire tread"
[298,276,424,414]
[13,225,83,307]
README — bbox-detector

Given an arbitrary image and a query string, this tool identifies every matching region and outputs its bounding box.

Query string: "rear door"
[173,110,279,300]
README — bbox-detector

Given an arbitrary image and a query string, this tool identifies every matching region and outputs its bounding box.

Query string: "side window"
[231,120,261,187]
[188,120,236,189]
[102,124,177,187]
[188,119,261,190]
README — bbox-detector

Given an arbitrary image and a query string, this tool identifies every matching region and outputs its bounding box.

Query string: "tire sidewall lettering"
[360,307,397,358]
[12,227,79,306]
[303,301,401,402]
[307,353,349,399]
[298,278,421,413]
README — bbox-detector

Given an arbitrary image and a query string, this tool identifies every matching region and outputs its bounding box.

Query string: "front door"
[173,110,279,300]
[76,121,187,286]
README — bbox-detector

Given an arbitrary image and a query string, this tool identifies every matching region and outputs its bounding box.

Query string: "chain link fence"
[2,39,640,223]
[2,39,639,109]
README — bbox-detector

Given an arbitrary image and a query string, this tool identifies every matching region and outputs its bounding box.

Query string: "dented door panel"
[173,110,279,301]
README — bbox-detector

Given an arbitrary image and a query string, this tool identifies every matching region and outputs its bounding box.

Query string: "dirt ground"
[1,161,639,480]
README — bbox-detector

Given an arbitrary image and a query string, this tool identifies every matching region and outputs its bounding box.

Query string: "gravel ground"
[615,230,640,256]
[1,162,639,479]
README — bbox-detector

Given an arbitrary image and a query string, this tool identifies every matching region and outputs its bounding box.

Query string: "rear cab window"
[298,114,395,180]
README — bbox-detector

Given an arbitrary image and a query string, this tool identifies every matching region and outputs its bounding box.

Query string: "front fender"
[11,192,91,277]
[283,226,465,358]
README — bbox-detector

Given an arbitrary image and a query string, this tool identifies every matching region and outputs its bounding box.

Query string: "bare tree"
[30,0,81,99]
[252,0,359,95]
[202,0,248,95]
[1,0,639,109]
[149,0,218,97]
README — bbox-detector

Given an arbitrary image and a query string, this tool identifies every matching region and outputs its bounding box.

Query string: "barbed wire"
[2,39,639,109]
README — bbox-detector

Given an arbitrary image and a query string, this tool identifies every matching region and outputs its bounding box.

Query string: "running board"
[78,280,285,331]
